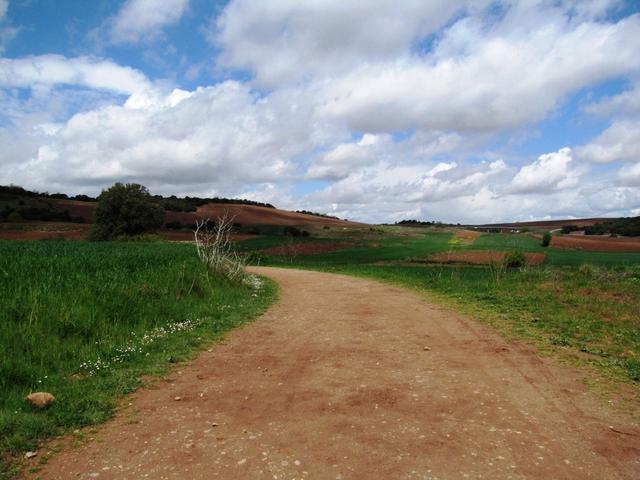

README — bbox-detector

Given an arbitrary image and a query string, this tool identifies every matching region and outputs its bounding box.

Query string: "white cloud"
[576,121,640,163]
[584,81,640,117]
[214,0,476,88]
[1,82,336,195]
[109,0,189,44]
[0,55,151,95]
[510,148,581,194]
[616,162,640,186]
[308,134,389,181]
[317,14,640,133]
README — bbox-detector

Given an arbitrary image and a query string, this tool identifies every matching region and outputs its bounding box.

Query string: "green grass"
[0,240,276,477]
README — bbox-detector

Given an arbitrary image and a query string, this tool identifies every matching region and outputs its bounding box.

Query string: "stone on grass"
[26,392,55,408]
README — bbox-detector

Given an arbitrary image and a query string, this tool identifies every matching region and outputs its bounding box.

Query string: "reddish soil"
[551,235,640,252]
[191,204,361,228]
[263,242,350,256]
[427,251,547,266]
[452,229,482,245]
[484,218,614,230]
[51,199,97,221]
[27,268,640,479]
[49,198,362,228]
[0,222,90,240]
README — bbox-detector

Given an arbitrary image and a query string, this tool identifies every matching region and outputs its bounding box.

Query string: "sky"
[1,0,640,224]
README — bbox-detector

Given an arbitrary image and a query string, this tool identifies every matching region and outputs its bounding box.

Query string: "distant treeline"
[0,185,96,202]
[153,195,275,212]
[295,210,340,220]
[562,216,640,237]
[394,219,459,227]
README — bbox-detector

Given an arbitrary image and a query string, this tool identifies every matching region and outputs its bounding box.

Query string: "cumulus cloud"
[584,82,640,117]
[109,0,189,44]
[308,134,389,181]
[0,82,334,195]
[616,162,640,186]
[0,55,151,95]
[510,148,581,194]
[214,0,474,88]
[317,14,640,133]
[576,121,640,163]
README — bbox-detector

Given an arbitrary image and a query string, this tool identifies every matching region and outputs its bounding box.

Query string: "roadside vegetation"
[0,240,275,477]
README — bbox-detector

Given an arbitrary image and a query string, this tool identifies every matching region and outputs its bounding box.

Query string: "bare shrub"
[193,214,245,283]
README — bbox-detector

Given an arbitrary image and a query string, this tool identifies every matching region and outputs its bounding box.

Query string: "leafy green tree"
[541,231,552,247]
[89,183,164,240]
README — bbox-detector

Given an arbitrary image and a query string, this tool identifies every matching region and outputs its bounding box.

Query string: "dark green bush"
[541,231,552,247]
[504,251,526,268]
[89,183,164,241]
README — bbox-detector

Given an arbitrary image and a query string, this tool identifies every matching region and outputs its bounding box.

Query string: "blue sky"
[1,0,640,223]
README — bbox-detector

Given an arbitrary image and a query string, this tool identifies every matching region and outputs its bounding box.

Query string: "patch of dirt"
[452,229,482,245]
[551,235,640,252]
[0,223,90,240]
[263,242,350,256]
[426,250,547,266]
[26,268,640,479]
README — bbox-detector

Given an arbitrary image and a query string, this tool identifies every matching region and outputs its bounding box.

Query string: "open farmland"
[551,234,640,252]
[238,228,640,384]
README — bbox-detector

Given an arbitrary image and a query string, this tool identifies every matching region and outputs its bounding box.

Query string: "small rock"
[238,458,247,465]
[26,392,55,408]
[211,422,218,427]
[24,451,37,459]
[423,346,431,351]
[174,396,182,401]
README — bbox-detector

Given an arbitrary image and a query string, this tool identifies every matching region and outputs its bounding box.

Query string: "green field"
[0,240,276,476]
[240,228,640,385]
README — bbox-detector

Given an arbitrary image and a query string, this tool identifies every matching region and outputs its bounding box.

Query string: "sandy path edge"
[26,267,640,479]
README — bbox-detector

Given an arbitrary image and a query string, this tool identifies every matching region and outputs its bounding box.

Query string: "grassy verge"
[0,240,276,478]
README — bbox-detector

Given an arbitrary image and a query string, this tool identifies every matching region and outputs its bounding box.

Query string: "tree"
[89,183,164,240]
[541,231,552,247]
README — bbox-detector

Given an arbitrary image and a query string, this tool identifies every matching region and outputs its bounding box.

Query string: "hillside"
[0,185,361,240]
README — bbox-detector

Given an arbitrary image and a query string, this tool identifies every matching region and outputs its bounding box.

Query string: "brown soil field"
[484,218,614,230]
[0,222,90,240]
[551,235,640,252]
[192,204,361,228]
[49,198,363,228]
[263,242,350,256]
[427,251,546,266]
[452,229,482,245]
[27,268,640,479]
[51,199,96,221]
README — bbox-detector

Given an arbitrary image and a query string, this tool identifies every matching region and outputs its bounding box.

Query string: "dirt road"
[29,267,640,479]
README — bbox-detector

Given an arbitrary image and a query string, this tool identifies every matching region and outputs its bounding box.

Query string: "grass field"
[240,228,640,385]
[0,240,276,476]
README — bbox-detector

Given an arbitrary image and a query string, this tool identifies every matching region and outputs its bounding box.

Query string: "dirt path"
[29,268,640,479]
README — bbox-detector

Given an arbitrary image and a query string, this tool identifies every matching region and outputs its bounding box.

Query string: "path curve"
[29,267,640,479]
